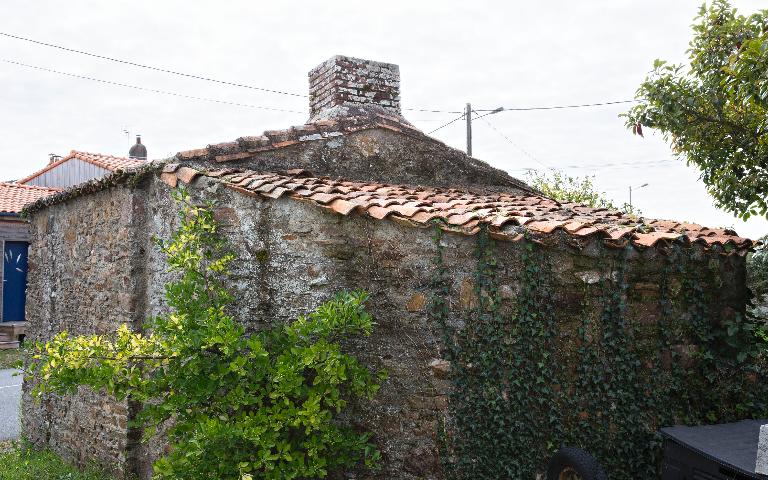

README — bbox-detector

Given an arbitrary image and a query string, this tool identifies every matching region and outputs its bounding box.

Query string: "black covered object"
[661,419,768,480]
[546,447,608,480]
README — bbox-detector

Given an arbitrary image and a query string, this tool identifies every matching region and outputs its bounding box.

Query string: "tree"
[624,0,768,220]
[749,236,768,296]
[748,235,768,329]
[526,170,640,215]
[26,190,385,480]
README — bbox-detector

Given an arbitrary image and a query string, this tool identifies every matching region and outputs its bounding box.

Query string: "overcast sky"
[1,0,766,238]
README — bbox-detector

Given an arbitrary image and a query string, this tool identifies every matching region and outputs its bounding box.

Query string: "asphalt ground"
[0,369,21,441]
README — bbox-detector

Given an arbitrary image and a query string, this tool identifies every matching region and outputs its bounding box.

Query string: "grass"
[0,442,114,480]
[0,349,21,370]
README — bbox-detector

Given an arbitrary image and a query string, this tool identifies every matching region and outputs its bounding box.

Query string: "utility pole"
[465,103,473,157]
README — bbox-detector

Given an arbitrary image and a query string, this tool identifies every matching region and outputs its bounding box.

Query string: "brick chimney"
[308,55,407,123]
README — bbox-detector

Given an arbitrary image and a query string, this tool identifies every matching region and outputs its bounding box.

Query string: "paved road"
[0,369,21,441]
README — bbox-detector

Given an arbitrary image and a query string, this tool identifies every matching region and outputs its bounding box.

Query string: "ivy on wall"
[431,225,768,480]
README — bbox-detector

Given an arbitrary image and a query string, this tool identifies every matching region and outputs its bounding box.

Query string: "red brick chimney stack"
[308,55,407,123]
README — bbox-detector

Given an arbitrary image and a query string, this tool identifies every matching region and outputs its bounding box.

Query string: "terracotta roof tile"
[166,167,753,253]
[0,182,61,214]
[19,151,146,184]
[328,199,358,215]
[175,166,200,185]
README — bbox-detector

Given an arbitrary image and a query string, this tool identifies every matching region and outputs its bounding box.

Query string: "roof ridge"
[71,150,134,160]
[0,181,62,192]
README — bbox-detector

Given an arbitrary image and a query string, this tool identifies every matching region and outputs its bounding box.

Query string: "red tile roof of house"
[19,151,146,184]
[0,182,61,215]
[161,164,753,253]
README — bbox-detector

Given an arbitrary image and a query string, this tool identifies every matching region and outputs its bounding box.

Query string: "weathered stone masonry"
[22,186,146,472]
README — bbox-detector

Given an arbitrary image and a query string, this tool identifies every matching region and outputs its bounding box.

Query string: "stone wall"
[22,185,150,477]
[190,128,532,194]
[23,172,751,479]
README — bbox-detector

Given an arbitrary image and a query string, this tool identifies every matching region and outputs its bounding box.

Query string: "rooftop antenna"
[122,127,131,150]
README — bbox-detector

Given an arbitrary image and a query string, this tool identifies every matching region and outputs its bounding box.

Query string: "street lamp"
[629,183,649,211]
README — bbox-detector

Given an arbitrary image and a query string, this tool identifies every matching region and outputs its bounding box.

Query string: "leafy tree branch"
[624,0,768,219]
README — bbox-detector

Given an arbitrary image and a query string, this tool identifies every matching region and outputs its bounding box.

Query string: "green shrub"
[748,236,768,304]
[27,189,385,480]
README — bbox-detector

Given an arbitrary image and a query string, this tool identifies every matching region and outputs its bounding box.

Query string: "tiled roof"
[176,113,428,163]
[0,182,61,215]
[161,164,753,253]
[19,151,146,184]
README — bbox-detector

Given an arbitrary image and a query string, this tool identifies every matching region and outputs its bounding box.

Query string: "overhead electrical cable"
[404,107,463,114]
[1,59,305,114]
[0,31,307,98]
[472,112,551,170]
[562,158,677,169]
[0,31,638,114]
[474,100,636,112]
[509,159,677,173]
[427,113,467,134]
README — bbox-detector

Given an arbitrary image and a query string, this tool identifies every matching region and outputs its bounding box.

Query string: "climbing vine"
[432,228,768,479]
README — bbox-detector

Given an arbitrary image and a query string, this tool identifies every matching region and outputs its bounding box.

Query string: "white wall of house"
[25,159,111,189]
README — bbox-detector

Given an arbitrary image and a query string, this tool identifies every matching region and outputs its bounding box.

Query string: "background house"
[19,150,146,189]
[0,148,146,346]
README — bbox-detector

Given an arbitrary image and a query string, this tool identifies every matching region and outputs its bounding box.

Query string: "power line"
[508,159,678,173]
[0,31,639,115]
[410,100,636,115]
[404,107,463,114]
[0,31,307,98]
[475,100,636,112]
[472,111,552,170]
[428,113,467,134]
[562,158,677,170]
[1,59,305,114]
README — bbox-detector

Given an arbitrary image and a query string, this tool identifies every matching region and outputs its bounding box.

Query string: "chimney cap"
[307,55,408,124]
[129,135,147,160]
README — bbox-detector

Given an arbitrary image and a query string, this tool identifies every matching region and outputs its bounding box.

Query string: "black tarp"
[661,419,768,479]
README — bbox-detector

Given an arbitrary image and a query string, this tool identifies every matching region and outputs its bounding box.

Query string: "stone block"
[428,358,451,378]
[406,293,426,312]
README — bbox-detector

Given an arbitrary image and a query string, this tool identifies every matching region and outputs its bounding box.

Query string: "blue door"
[3,241,29,322]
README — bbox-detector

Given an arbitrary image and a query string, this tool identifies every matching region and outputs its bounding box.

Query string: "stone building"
[21,56,761,479]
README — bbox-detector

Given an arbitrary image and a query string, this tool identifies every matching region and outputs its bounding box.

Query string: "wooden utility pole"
[465,103,473,156]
